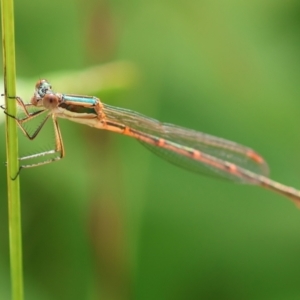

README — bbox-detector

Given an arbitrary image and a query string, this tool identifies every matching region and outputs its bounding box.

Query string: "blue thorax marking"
[62,94,98,106]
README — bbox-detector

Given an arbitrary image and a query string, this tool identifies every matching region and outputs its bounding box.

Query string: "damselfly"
[4,79,300,206]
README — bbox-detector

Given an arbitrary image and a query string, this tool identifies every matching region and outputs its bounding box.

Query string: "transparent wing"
[103,104,269,183]
[16,104,49,137]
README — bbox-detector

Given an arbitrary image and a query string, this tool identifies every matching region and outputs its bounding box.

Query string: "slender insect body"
[4,79,300,206]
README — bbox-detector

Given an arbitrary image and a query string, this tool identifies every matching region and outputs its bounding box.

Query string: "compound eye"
[31,95,41,106]
[35,79,48,90]
[42,94,60,110]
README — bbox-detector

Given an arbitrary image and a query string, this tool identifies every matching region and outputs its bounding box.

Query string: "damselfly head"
[35,79,52,98]
[31,92,61,110]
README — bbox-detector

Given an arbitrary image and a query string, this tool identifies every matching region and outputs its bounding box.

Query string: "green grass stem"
[1,0,24,299]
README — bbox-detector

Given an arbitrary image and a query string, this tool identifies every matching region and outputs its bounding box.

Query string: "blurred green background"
[1,0,300,299]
